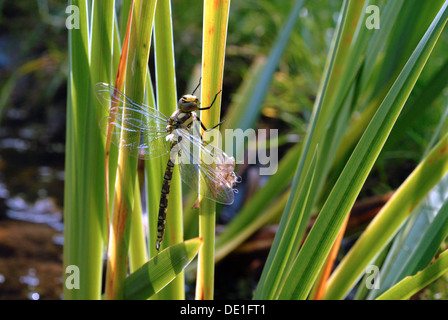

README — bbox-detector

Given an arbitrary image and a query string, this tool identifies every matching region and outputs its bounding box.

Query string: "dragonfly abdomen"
[156,158,175,251]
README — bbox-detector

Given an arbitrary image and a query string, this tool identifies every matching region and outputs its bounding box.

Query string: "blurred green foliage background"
[1,0,448,300]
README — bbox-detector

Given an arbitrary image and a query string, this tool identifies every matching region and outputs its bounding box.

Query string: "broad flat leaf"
[124,238,202,300]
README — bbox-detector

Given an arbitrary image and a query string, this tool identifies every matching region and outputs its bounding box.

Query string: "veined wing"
[95,82,169,124]
[95,82,170,159]
[174,123,238,205]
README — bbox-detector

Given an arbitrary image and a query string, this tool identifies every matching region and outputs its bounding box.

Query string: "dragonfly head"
[178,94,200,112]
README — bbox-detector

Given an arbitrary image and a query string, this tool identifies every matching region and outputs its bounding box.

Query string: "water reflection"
[0,183,10,199]
[19,268,40,300]
[6,197,63,232]
[0,138,30,151]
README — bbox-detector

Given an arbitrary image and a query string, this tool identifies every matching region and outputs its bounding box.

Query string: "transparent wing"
[98,116,170,159]
[174,122,237,205]
[95,82,171,159]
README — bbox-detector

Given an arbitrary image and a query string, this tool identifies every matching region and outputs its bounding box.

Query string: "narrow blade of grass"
[153,0,184,299]
[196,0,230,300]
[64,0,111,299]
[129,176,148,273]
[105,0,157,299]
[377,249,448,300]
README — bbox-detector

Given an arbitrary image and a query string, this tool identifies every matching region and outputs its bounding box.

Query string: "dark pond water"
[0,1,69,299]
[0,73,66,299]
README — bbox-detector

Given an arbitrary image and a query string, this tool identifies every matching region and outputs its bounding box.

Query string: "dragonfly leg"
[191,78,202,95]
[198,117,226,132]
[198,90,222,110]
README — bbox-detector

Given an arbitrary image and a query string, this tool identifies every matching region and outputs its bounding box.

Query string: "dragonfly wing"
[99,116,170,159]
[95,83,170,159]
[175,126,237,205]
[95,82,169,124]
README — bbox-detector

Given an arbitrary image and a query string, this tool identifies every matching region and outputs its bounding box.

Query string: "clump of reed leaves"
[64,0,448,300]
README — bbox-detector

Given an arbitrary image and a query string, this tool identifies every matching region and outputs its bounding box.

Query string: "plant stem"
[196,0,231,300]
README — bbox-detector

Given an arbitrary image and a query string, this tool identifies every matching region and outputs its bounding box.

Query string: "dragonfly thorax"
[178,94,200,112]
[167,109,196,134]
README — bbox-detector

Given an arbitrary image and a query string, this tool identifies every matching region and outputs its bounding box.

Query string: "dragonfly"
[95,82,240,250]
